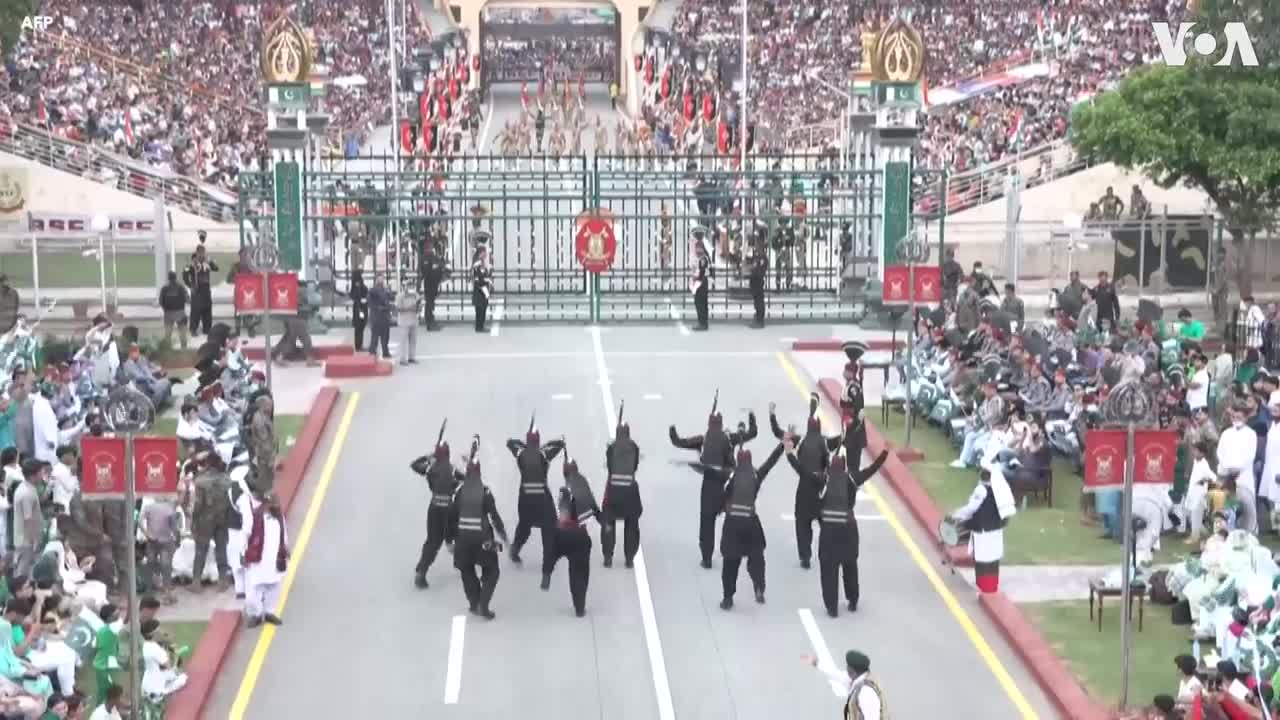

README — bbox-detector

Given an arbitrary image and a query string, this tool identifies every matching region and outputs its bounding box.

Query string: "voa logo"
[1153,22,1259,67]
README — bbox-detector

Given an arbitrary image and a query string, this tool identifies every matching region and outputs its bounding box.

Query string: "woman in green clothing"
[92,604,121,704]
[0,597,52,698]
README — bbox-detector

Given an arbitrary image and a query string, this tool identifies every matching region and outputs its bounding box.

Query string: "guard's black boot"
[754,588,766,604]
[848,601,858,613]
[479,606,496,620]
[602,556,613,568]
[414,573,429,589]
[469,602,479,615]
[540,572,551,590]
[719,598,733,611]
[700,558,713,569]
[625,557,635,569]
[510,548,522,564]
[827,607,839,618]
[575,608,586,618]
[800,558,811,569]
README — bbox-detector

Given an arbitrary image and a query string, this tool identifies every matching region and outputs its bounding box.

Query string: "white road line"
[444,614,466,704]
[551,393,573,400]
[590,325,676,720]
[666,301,690,336]
[643,393,663,401]
[489,305,504,336]
[781,513,886,522]
[797,608,844,697]
[412,351,775,360]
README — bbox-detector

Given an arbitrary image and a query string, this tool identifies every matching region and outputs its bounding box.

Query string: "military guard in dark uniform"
[448,439,507,620]
[422,240,449,332]
[602,411,642,568]
[471,247,492,332]
[670,402,757,568]
[769,395,842,568]
[787,444,888,616]
[690,235,711,331]
[551,457,603,616]
[840,342,870,455]
[748,243,768,329]
[505,423,566,588]
[409,431,462,588]
[718,442,786,609]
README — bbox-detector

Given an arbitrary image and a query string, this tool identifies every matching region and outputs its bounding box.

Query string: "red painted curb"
[791,338,901,352]
[980,594,1112,720]
[277,386,341,515]
[815,378,970,567]
[242,345,354,361]
[164,387,341,718]
[163,610,242,720]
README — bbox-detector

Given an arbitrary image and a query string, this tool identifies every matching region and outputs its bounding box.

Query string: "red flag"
[419,93,430,121]
[682,93,694,122]
[717,121,729,154]
[437,96,450,123]
[644,56,654,84]
[400,120,413,153]
[36,97,47,126]
[449,78,460,99]
[702,93,716,122]
[124,110,135,146]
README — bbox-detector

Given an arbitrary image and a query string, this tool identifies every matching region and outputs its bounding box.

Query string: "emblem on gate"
[275,286,291,308]
[1095,451,1116,486]
[145,459,166,490]
[574,209,618,274]
[871,18,925,83]
[261,14,314,84]
[94,461,115,491]
[888,278,905,300]
[241,287,257,308]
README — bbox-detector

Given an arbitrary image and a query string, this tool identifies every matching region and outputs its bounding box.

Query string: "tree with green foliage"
[0,0,37,63]
[1070,0,1280,324]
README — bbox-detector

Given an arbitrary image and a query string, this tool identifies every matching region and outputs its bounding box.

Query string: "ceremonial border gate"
[237,155,948,323]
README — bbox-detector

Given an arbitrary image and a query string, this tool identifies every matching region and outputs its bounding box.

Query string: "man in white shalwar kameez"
[243,491,288,628]
[951,453,1018,592]
[31,387,59,464]
[1218,407,1259,535]
[226,466,256,601]
[1256,392,1280,532]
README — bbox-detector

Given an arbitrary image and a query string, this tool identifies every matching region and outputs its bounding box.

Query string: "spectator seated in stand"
[120,344,172,411]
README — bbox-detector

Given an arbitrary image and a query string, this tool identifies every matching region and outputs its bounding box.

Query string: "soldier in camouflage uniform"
[64,494,119,591]
[190,451,232,591]
[248,394,278,494]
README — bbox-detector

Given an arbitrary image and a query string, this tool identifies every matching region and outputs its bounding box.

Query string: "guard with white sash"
[601,402,642,568]
[948,454,1017,593]
[789,445,888,617]
[718,442,785,610]
[551,456,603,616]
[448,437,507,620]
[770,395,841,568]
[670,391,757,568]
[505,414,566,589]
[409,420,462,589]
[804,649,887,719]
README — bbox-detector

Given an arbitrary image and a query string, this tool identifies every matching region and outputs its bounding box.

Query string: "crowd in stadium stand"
[0,0,431,194]
[667,0,1182,168]
[483,37,618,84]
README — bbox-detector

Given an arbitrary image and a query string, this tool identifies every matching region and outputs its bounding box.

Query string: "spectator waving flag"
[125,109,135,147]
[1007,109,1024,150]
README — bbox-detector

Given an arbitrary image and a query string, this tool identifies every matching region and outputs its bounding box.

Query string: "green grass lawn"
[0,252,237,290]
[876,408,1183,566]
[150,414,305,456]
[1022,600,1188,707]
[75,620,207,705]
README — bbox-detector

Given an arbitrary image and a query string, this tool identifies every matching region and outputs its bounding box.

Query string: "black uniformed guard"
[718,443,786,609]
[471,247,492,332]
[422,241,448,332]
[505,424,566,589]
[602,416,642,568]
[788,444,888,616]
[690,237,711,331]
[535,106,546,151]
[448,442,507,620]
[552,458,603,616]
[409,433,462,589]
[748,244,768,329]
[769,395,842,568]
[670,404,757,568]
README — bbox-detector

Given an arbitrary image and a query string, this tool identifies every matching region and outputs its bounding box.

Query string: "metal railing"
[915,141,1092,218]
[0,119,238,224]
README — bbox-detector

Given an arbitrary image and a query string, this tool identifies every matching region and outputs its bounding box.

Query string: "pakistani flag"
[66,606,104,663]
[1007,110,1025,152]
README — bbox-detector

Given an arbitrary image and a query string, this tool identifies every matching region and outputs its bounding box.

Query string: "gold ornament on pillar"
[261,14,315,84]
[860,32,879,73]
[870,18,925,84]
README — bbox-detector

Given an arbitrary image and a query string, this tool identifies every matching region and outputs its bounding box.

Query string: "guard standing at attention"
[505,422,566,588]
[788,445,888,617]
[718,441,786,610]
[422,241,449,332]
[448,438,507,620]
[552,457,603,616]
[748,243,768,329]
[769,395,842,568]
[471,246,493,332]
[670,401,757,568]
[601,412,642,568]
[690,235,711,331]
[409,432,462,589]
